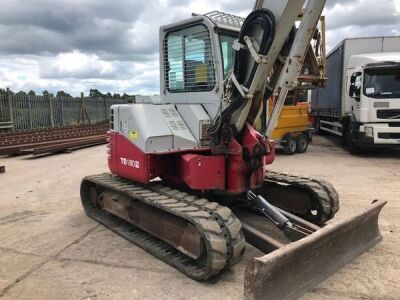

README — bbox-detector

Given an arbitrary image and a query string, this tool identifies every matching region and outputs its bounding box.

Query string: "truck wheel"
[316,118,323,135]
[283,134,297,155]
[296,134,309,153]
[346,129,360,154]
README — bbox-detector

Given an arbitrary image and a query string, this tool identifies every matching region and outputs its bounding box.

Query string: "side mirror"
[355,86,361,101]
[349,72,362,101]
[349,84,355,97]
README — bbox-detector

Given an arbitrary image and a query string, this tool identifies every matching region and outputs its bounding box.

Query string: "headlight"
[365,127,374,138]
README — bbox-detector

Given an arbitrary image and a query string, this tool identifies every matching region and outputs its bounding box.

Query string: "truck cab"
[345,53,400,147]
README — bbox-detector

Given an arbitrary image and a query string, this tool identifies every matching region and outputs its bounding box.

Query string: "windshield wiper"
[368,91,400,99]
[388,114,400,120]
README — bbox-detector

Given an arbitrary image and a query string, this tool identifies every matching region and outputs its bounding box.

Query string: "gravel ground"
[0,135,399,300]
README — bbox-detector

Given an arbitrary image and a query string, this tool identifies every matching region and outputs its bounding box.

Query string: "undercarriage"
[81,170,340,280]
[81,173,385,299]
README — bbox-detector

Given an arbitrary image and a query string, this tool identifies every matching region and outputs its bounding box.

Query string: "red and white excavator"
[80,1,386,298]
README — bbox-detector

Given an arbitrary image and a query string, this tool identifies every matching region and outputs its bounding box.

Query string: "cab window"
[219,35,236,79]
[349,72,362,100]
[165,25,216,92]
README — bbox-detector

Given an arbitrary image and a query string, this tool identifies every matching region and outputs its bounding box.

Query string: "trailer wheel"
[283,134,297,155]
[296,134,309,153]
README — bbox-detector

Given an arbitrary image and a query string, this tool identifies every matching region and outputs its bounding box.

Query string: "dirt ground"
[0,135,399,300]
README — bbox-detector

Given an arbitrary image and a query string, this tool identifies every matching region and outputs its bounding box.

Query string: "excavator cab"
[159,11,244,121]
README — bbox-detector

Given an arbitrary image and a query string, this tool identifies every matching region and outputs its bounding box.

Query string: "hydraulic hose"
[234,8,276,89]
[209,9,276,138]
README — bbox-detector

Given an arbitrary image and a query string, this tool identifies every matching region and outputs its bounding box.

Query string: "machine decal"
[120,157,140,169]
[122,121,128,134]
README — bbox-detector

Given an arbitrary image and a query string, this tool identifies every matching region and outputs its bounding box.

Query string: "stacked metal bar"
[0,123,108,156]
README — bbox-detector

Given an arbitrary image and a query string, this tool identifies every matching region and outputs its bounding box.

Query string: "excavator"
[80,1,386,299]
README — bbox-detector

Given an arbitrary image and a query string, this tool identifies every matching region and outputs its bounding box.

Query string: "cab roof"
[349,53,400,69]
[198,11,244,32]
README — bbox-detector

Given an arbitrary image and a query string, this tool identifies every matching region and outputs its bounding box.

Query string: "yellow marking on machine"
[129,131,138,141]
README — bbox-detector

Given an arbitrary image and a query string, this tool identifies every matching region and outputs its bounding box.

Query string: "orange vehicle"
[270,90,313,154]
[257,90,314,155]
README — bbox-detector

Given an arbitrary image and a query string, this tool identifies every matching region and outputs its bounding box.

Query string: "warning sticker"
[129,131,138,140]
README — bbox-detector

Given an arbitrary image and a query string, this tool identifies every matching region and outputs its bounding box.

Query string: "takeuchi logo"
[120,157,140,169]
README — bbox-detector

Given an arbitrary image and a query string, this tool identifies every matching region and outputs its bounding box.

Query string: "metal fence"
[0,93,133,132]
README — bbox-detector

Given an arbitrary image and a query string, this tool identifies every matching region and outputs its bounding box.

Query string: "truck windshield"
[219,34,236,79]
[364,67,400,99]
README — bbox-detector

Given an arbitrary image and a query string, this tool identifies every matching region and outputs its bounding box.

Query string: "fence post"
[60,96,65,126]
[79,92,84,124]
[79,92,91,124]
[96,97,100,123]
[6,88,15,132]
[48,94,55,128]
[104,97,108,121]
[28,94,33,129]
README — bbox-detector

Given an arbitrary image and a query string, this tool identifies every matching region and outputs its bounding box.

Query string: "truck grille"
[377,109,400,119]
[378,133,400,139]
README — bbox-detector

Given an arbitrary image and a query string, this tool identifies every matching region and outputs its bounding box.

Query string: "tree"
[89,89,103,98]
[42,90,54,97]
[28,90,36,96]
[0,88,14,95]
[56,90,72,98]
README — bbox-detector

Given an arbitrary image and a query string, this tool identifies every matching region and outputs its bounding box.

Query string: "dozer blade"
[243,200,386,300]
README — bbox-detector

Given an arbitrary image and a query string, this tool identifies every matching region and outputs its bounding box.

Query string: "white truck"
[311,36,400,152]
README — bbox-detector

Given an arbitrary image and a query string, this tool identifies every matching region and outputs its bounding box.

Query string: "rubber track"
[148,184,246,267]
[81,173,245,280]
[265,171,340,224]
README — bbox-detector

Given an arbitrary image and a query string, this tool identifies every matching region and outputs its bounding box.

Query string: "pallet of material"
[0,135,105,154]
[0,123,109,156]
[20,135,107,155]
[0,124,108,147]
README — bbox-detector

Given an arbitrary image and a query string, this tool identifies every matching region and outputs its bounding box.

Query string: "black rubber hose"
[234,8,276,89]
[209,9,276,137]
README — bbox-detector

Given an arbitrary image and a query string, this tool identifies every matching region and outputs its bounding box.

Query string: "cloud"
[325,0,398,30]
[0,54,159,95]
[39,51,133,79]
[324,0,400,52]
[0,0,399,95]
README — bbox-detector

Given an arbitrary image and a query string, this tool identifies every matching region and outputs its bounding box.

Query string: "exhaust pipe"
[243,200,386,299]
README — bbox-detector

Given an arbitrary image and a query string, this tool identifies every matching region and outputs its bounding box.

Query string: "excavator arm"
[211,0,324,140]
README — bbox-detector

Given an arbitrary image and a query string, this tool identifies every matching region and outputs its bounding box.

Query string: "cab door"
[346,69,362,121]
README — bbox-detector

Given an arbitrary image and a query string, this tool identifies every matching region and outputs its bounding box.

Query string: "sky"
[0,0,399,96]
